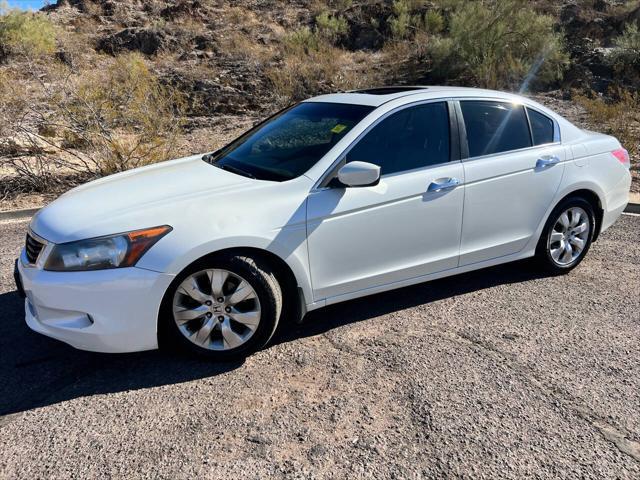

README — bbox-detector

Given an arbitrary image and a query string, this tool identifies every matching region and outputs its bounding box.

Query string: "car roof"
[304,86,530,107]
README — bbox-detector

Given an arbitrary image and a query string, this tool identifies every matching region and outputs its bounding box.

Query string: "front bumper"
[17,251,174,353]
[14,259,26,299]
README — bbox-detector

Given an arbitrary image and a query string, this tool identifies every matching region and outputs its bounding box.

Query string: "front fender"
[138,230,313,310]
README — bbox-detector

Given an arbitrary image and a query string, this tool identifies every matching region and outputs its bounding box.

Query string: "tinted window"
[527,108,555,145]
[209,102,374,181]
[460,101,532,157]
[345,102,450,175]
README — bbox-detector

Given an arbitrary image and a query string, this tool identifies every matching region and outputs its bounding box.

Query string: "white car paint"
[18,87,631,353]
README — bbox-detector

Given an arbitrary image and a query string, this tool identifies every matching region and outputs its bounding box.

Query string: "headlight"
[43,225,172,272]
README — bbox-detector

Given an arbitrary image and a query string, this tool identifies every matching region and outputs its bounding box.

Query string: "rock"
[97,28,167,56]
[160,1,205,21]
[55,50,75,68]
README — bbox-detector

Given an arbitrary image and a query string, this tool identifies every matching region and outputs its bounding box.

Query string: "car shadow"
[274,258,549,345]
[0,259,547,418]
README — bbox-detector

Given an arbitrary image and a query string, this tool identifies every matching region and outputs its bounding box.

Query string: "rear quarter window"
[527,108,555,145]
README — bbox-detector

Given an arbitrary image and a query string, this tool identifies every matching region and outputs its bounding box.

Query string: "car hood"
[30,154,266,243]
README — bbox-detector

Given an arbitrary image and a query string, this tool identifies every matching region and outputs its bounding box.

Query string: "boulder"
[97,28,166,56]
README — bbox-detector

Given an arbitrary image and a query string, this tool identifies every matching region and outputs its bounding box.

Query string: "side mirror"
[336,161,381,188]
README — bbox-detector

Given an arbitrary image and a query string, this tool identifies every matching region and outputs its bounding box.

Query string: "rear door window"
[527,108,555,145]
[460,101,532,158]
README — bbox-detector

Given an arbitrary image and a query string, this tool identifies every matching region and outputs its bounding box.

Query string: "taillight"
[612,148,630,169]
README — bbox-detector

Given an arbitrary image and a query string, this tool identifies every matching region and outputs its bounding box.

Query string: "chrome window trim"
[458,142,563,164]
[454,97,562,162]
[312,97,457,191]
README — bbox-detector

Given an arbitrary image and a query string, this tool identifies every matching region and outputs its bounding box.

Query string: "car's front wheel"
[159,254,282,360]
[536,197,595,274]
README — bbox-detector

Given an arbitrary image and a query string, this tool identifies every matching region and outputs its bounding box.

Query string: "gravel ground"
[0,215,639,479]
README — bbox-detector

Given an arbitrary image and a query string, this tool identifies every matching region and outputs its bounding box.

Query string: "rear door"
[458,100,565,266]
[306,101,465,301]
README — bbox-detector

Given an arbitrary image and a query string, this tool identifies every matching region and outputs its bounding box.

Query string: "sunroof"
[352,87,427,95]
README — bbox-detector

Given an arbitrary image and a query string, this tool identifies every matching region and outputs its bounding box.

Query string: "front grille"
[25,233,45,264]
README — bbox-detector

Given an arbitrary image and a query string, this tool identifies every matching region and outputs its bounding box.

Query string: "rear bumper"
[18,251,174,353]
[601,172,632,234]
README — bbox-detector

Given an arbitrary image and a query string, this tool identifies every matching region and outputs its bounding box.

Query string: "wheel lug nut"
[205,300,212,306]
[225,307,231,313]
[206,313,212,318]
[218,316,224,321]
[217,297,224,303]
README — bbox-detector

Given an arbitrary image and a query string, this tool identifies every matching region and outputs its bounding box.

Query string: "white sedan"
[15,86,632,359]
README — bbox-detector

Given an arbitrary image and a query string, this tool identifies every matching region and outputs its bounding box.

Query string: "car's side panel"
[306,162,464,301]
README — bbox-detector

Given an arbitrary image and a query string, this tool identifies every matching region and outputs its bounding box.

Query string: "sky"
[4,0,49,10]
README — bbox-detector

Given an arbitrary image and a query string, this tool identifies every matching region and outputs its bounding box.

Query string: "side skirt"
[306,248,537,311]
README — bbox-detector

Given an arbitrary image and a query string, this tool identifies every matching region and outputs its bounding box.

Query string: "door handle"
[536,155,560,168]
[428,177,460,193]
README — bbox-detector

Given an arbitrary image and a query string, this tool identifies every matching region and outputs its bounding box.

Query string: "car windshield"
[205,102,375,181]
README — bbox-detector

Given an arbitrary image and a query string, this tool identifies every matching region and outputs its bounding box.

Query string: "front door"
[306,101,465,301]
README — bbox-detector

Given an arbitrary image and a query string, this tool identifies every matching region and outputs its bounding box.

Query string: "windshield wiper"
[217,163,256,179]
[202,154,256,179]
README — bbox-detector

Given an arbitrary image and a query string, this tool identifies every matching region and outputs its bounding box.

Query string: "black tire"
[158,254,282,360]
[535,196,596,274]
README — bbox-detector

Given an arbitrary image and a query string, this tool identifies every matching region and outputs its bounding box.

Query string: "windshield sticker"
[331,124,348,134]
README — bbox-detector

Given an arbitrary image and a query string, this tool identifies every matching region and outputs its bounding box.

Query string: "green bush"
[387,1,444,40]
[0,5,56,58]
[424,10,444,34]
[432,0,568,90]
[283,26,319,54]
[284,12,349,53]
[315,11,349,44]
[388,0,414,40]
[608,22,640,83]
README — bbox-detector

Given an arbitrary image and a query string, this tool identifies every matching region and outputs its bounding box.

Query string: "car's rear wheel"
[536,197,595,274]
[160,254,282,360]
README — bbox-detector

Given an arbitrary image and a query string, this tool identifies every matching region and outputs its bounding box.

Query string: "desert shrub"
[3,52,186,186]
[268,47,376,104]
[386,1,443,40]
[0,68,31,148]
[283,26,319,54]
[326,0,353,10]
[388,0,414,40]
[284,11,349,53]
[0,6,56,58]
[574,88,640,163]
[315,11,349,43]
[0,68,65,197]
[607,22,640,84]
[57,52,186,174]
[268,48,339,102]
[424,10,444,34]
[431,0,568,90]
[219,31,274,63]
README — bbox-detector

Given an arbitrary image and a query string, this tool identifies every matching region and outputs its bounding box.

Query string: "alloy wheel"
[172,269,261,351]
[547,206,591,266]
